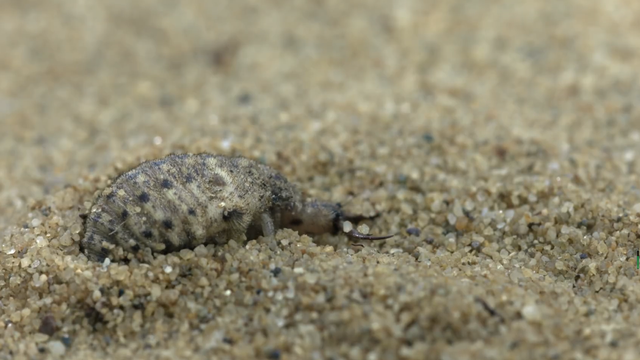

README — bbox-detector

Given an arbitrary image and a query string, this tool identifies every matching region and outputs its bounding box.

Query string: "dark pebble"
[237,92,252,105]
[579,253,588,259]
[270,267,282,277]
[422,133,435,143]
[61,335,72,347]
[38,314,57,336]
[406,227,421,236]
[266,349,281,360]
[40,207,51,217]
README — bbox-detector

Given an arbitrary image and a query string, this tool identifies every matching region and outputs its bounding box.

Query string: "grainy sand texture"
[2,1,640,359]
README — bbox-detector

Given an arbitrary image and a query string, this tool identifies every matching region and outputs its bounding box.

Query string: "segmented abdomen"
[81,154,254,261]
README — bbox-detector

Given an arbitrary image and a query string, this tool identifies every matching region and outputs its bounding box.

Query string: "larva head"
[281,200,394,240]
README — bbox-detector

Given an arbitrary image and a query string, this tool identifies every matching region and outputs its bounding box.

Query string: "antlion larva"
[80,153,393,262]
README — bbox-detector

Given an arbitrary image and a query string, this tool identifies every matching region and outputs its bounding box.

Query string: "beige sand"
[1,1,640,359]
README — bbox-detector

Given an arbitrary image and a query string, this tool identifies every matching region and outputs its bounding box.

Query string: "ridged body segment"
[81,153,299,261]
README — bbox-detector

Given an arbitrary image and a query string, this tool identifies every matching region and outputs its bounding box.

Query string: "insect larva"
[80,153,393,262]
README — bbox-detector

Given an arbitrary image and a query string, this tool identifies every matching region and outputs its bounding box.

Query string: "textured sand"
[2,1,640,359]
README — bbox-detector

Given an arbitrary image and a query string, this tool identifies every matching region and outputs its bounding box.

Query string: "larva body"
[81,153,390,262]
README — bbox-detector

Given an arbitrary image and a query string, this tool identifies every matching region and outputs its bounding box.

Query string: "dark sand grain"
[2,1,640,359]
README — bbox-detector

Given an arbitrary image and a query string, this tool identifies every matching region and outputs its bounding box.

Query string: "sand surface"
[2,1,640,359]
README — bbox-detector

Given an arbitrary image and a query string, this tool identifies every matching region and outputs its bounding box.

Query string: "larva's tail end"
[80,232,112,263]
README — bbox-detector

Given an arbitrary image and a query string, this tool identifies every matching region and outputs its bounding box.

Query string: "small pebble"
[505,209,515,221]
[60,335,72,348]
[521,304,541,322]
[198,277,210,287]
[356,223,370,235]
[406,227,421,236]
[47,341,66,356]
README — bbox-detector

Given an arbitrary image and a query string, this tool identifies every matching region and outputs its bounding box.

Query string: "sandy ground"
[2,0,640,359]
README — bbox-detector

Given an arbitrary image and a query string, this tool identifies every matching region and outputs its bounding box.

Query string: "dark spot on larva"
[121,209,129,220]
[162,219,174,230]
[138,192,150,203]
[184,229,196,242]
[290,218,303,226]
[161,179,173,189]
[188,208,196,216]
[223,209,243,221]
[209,173,226,187]
[160,238,179,253]
[142,230,153,239]
[185,174,195,183]
[106,192,115,201]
